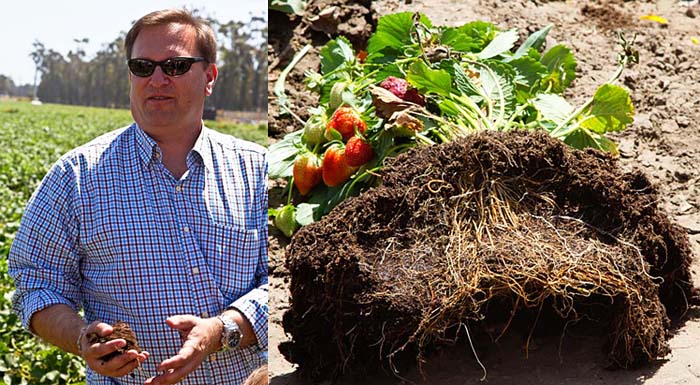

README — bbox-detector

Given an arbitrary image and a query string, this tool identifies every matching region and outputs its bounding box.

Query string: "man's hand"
[144,315,222,385]
[79,321,149,378]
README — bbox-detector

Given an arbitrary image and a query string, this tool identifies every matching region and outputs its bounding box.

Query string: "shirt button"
[202,311,209,318]
[183,226,190,233]
[210,353,217,362]
[192,267,199,274]
[176,185,182,192]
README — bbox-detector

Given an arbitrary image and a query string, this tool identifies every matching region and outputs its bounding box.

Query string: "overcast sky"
[0,1,267,85]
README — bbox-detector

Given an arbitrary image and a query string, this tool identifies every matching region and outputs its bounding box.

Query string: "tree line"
[0,75,33,98]
[1,13,266,112]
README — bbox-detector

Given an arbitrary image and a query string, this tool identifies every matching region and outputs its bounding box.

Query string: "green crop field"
[0,100,267,384]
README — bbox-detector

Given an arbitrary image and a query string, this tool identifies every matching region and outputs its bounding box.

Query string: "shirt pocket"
[199,222,261,302]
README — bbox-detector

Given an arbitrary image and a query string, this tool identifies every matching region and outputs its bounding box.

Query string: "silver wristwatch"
[217,314,242,351]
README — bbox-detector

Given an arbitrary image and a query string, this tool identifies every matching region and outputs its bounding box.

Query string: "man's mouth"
[147,95,174,101]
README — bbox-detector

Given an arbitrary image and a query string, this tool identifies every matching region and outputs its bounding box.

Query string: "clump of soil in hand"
[87,321,141,361]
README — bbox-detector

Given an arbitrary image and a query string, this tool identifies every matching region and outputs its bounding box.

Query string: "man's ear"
[205,64,218,96]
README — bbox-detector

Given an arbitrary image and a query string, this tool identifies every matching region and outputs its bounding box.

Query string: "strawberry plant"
[269,12,637,234]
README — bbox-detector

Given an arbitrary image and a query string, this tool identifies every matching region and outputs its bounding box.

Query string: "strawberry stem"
[286,176,294,205]
[344,166,383,199]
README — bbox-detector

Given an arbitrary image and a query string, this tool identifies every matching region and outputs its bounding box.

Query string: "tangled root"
[281,130,692,381]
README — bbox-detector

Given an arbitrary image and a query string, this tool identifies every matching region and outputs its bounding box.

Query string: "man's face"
[129,23,217,135]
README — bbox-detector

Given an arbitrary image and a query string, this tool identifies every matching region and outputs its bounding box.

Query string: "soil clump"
[269,1,700,383]
[281,130,693,381]
[87,321,141,362]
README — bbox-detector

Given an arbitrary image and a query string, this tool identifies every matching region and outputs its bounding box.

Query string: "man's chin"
[138,117,178,131]
[142,110,177,123]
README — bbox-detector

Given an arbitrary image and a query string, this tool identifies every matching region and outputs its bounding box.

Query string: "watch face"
[227,328,242,348]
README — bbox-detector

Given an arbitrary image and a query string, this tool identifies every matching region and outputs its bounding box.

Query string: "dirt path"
[268,0,700,383]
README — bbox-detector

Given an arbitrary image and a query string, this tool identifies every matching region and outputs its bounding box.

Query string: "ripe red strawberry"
[326,106,367,140]
[293,154,322,196]
[379,76,425,106]
[345,136,374,167]
[322,145,359,187]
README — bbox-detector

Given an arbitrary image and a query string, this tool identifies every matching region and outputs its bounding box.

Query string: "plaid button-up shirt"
[9,123,268,385]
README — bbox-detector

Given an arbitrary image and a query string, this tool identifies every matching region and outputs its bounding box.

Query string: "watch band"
[217,314,242,351]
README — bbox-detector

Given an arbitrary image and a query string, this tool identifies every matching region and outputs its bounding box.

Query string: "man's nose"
[148,65,171,86]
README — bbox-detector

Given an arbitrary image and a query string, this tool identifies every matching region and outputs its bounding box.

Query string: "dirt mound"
[281,130,692,381]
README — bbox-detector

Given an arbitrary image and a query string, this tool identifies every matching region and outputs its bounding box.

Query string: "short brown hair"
[125,9,217,63]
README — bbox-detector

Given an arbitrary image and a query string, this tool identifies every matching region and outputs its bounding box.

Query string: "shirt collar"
[133,123,160,167]
[132,122,214,172]
[190,126,214,172]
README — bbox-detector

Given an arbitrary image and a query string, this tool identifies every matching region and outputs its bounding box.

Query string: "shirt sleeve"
[230,151,268,350]
[8,157,83,331]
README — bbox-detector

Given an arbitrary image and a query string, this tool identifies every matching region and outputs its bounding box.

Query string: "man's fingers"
[89,338,126,359]
[156,345,195,372]
[111,357,142,378]
[88,349,145,377]
[80,321,112,351]
[146,315,213,384]
[166,315,197,331]
[150,343,204,384]
[87,321,114,337]
[134,349,150,361]
[145,365,196,385]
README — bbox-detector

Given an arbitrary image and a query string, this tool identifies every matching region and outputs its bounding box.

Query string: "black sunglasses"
[127,56,208,77]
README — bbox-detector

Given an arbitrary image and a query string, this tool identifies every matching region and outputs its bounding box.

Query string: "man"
[8,9,267,385]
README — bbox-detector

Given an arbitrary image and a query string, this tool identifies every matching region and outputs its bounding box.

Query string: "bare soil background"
[268,0,700,384]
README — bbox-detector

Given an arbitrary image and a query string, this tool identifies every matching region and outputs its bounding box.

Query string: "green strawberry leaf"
[513,24,553,59]
[307,182,352,217]
[526,47,542,61]
[326,127,343,142]
[563,129,619,155]
[365,47,400,65]
[407,60,452,96]
[579,84,634,133]
[440,61,481,99]
[269,130,302,179]
[441,21,498,52]
[367,12,432,55]
[509,56,549,91]
[296,202,321,226]
[320,36,355,74]
[539,44,577,93]
[373,62,404,81]
[533,93,574,125]
[479,60,516,118]
[478,28,519,59]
